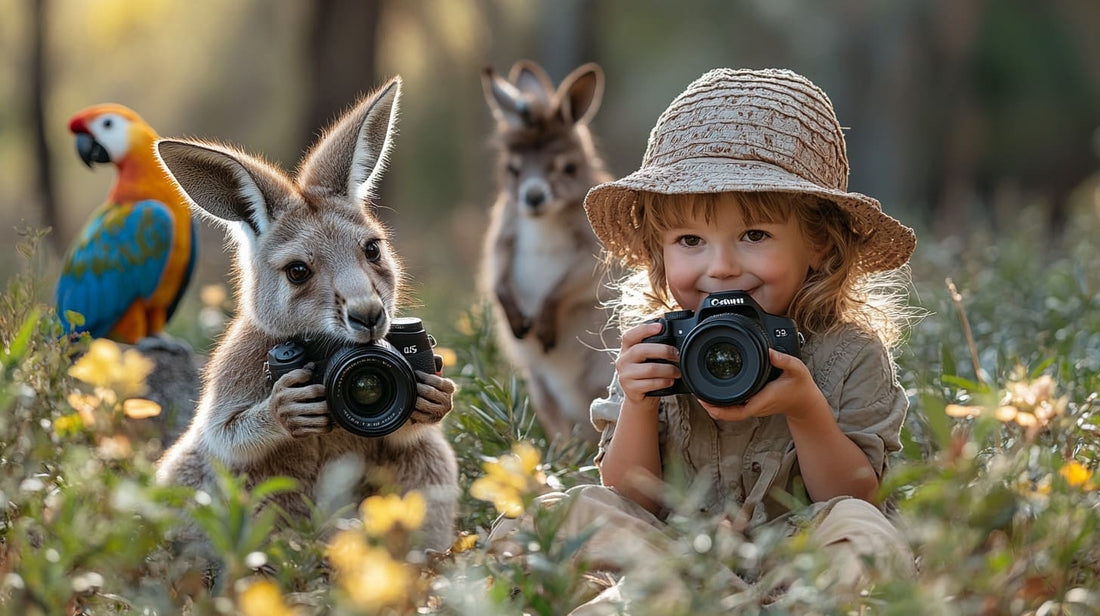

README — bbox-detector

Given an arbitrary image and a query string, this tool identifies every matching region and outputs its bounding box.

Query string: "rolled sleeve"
[589,375,670,467]
[834,337,907,478]
[590,376,625,466]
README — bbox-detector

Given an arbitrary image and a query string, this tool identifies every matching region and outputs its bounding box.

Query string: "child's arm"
[701,348,880,503]
[598,321,680,514]
[771,346,880,502]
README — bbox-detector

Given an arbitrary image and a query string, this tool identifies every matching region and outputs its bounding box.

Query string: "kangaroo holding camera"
[154,78,458,551]
[480,61,618,441]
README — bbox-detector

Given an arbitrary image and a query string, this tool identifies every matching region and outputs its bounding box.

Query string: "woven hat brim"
[584,157,916,274]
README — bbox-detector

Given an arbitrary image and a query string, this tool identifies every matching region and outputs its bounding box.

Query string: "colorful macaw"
[56,104,197,343]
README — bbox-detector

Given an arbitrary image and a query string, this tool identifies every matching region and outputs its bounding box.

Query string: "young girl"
[490,67,917,607]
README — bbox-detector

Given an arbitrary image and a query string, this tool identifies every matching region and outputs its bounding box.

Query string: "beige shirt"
[591,322,907,524]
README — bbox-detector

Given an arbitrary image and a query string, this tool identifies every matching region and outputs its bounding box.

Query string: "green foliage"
[0,230,189,615]
[442,302,599,532]
[2,210,1100,614]
[188,468,299,592]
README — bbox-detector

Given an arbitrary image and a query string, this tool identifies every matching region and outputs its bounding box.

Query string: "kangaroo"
[154,78,458,551]
[480,61,618,442]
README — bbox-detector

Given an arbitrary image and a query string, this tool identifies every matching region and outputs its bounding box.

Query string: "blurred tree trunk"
[538,0,598,80]
[30,0,60,254]
[833,2,920,217]
[930,0,983,237]
[300,0,382,153]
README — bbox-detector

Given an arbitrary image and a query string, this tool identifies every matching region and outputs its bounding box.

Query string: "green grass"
[1,202,1098,614]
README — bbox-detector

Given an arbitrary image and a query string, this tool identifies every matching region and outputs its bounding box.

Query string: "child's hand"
[616,321,681,406]
[700,348,826,422]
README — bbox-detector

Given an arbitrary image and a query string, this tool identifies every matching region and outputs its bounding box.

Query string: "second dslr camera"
[643,291,802,406]
[264,317,442,438]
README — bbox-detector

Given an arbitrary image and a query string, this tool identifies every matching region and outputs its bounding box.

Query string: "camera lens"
[704,342,743,380]
[324,343,417,437]
[347,371,386,412]
[680,314,770,406]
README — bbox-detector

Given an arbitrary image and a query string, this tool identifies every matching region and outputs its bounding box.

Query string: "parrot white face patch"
[90,113,133,162]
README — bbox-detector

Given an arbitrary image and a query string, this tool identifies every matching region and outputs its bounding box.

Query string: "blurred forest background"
[3,0,1100,347]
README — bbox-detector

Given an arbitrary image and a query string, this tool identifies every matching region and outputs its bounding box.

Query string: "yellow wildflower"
[470,441,545,518]
[945,404,980,418]
[1060,461,1095,490]
[327,529,370,572]
[345,547,413,610]
[122,398,162,419]
[327,535,413,611]
[1005,374,1053,409]
[53,414,84,436]
[96,434,133,459]
[993,405,1018,422]
[947,402,1028,424]
[1014,411,1038,428]
[67,391,103,426]
[435,347,458,371]
[239,579,297,616]
[200,283,227,308]
[451,532,478,553]
[360,491,426,536]
[68,339,153,398]
[946,370,1066,433]
[1001,372,1067,429]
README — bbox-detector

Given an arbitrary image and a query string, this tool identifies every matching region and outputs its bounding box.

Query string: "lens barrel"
[679,314,771,406]
[323,342,417,438]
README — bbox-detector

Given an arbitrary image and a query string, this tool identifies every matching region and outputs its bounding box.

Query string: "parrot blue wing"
[56,200,174,338]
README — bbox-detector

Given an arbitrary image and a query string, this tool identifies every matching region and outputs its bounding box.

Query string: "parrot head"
[68,104,159,169]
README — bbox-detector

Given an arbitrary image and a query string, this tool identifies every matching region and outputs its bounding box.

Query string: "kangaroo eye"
[563,162,577,176]
[285,262,312,284]
[506,163,521,177]
[364,239,382,262]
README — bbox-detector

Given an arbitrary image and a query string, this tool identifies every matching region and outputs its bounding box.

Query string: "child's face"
[661,195,820,316]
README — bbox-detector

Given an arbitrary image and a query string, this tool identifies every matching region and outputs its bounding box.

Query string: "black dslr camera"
[643,291,802,406]
[263,317,442,438]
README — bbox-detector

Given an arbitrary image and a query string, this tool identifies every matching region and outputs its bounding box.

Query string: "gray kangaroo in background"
[154,78,458,551]
[480,61,618,442]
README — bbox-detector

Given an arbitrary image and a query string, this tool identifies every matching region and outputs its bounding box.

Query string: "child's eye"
[677,235,703,248]
[742,229,769,242]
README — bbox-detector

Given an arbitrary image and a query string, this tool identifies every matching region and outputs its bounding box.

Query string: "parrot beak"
[75,132,111,168]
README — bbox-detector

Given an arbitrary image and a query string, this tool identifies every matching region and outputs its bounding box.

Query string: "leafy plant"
[1,205,1099,614]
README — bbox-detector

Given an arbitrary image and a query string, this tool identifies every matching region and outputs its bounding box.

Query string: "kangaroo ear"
[156,139,291,245]
[556,63,604,126]
[482,67,525,126]
[298,77,402,204]
[509,60,553,107]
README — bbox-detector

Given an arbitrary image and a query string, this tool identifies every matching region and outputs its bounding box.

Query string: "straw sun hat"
[584,68,916,273]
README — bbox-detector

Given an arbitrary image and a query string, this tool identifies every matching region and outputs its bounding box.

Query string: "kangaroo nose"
[524,187,546,208]
[347,299,384,333]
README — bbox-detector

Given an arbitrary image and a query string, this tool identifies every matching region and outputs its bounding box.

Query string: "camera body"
[264,317,442,438]
[643,291,802,406]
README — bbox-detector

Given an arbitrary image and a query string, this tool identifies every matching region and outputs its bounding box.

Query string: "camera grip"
[644,356,680,398]
[640,318,682,397]
[638,316,673,345]
[264,340,311,389]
